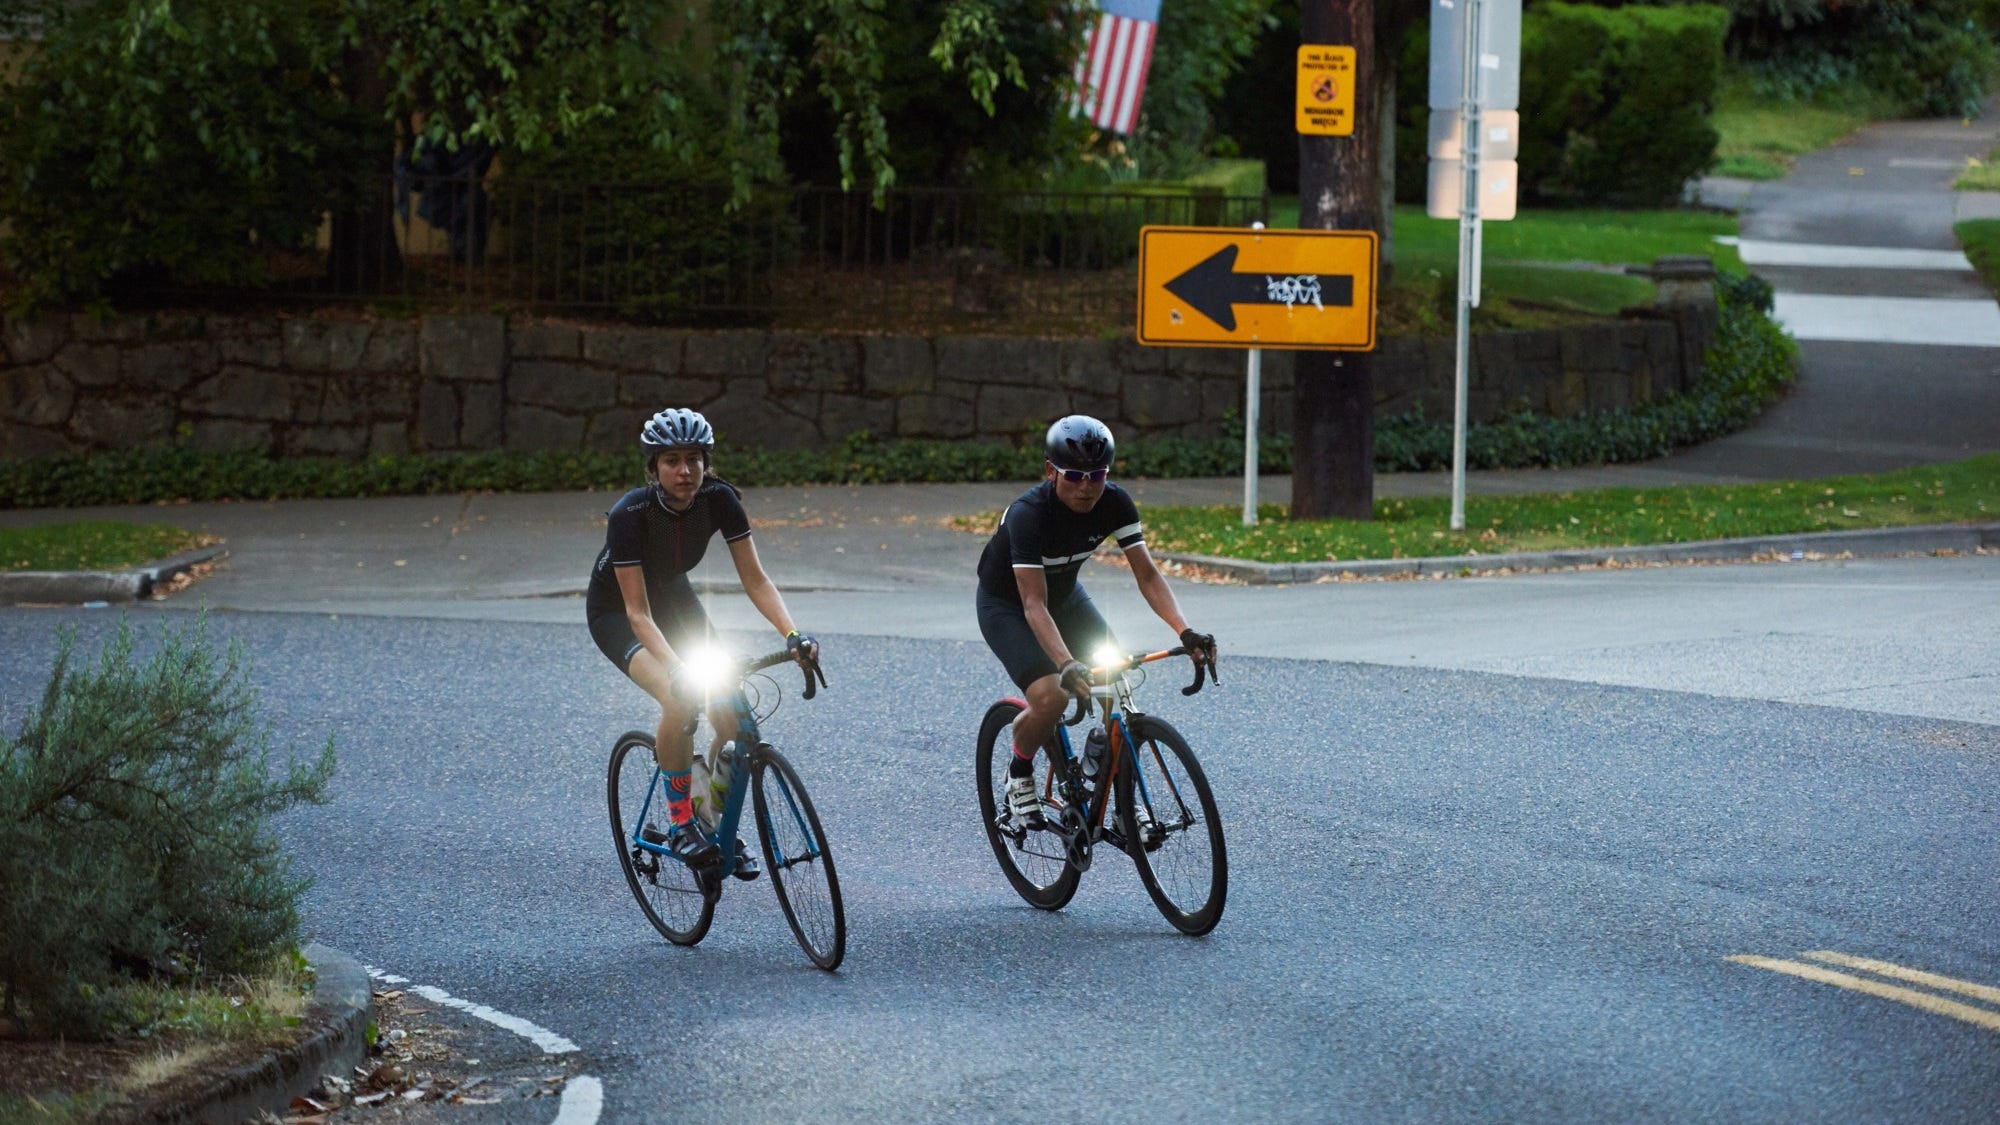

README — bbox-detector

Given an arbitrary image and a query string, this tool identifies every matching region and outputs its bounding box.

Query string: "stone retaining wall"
[1,278,1715,459]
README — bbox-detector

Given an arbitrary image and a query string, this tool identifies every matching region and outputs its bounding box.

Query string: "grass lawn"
[1954,146,2000,191]
[0,521,209,572]
[1132,453,1999,564]
[1957,219,2000,298]
[1710,77,1893,180]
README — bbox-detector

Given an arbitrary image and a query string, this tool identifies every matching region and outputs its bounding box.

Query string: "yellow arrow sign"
[1137,226,1378,350]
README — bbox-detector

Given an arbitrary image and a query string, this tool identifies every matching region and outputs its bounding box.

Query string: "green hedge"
[0,279,1793,507]
[1518,2,1730,207]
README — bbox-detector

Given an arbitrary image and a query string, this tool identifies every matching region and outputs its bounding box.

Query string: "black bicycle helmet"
[640,408,714,462]
[1044,415,1115,471]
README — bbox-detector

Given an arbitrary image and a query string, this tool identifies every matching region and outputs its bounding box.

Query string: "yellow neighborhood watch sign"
[1136,226,1378,350]
[1296,45,1356,136]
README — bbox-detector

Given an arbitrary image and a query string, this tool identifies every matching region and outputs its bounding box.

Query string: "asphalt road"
[1,601,1995,1122]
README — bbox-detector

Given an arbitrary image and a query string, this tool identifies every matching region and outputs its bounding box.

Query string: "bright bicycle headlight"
[680,645,734,692]
[1091,644,1124,670]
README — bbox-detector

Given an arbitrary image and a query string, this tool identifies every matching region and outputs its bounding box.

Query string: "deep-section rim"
[609,732,715,946]
[753,745,846,971]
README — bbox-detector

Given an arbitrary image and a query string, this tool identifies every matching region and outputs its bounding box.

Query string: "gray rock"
[938,336,1061,388]
[1123,373,1202,428]
[512,323,583,360]
[895,392,977,439]
[420,381,460,451]
[188,418,276,452]
[188,366,300,421]
[505,404,585,450]
[52,343,124,388]
[585,327,685,373]
[462,384,505,448]
[369,421,410,456]
[359,321,420,374]
[123,340,219,393]
[513,360,616,409]
[768,331,860,395]
[4,364,75,428]
[976,383,1053,442]
[421,313,506,383]
[2,315,68,365]
[684,332,768,379]
[816,396,896,443]
[862,336,936,397]
[70,396,174,447]
[619,373,721,410]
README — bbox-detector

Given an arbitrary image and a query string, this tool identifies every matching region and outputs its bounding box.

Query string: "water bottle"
[689,746,717,829]
[707,740,736,815]
[1082,727,1107,780]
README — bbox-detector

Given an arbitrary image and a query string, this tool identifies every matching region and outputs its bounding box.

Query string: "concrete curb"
[147,943,373,1125]
[0,543,227,606]
[1158,522,2000,585]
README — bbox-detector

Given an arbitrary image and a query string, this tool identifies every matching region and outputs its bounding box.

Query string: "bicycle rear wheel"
[975,700,1081,911]
[752,745,846,971]
[1116,716,1227,935]
[608,732,715,946]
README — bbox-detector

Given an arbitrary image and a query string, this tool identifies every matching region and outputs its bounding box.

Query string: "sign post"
[1428,0,1521,531]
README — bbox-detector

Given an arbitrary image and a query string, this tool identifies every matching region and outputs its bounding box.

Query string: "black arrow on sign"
[1163,244,1354,332]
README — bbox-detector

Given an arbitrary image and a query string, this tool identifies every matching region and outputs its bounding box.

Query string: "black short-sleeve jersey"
[585,480,751,618]
[976,481,1144,605]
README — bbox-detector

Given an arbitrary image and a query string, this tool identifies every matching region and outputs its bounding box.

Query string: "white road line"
[363,965,601,1125]
[1719,237,1974,271]
[554,1076,605,1125]
[1772,294,2000,346]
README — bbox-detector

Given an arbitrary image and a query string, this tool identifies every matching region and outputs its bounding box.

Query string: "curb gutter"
[1158,522,2000,585]
[147,943,373,1125]
[0,543,226,606]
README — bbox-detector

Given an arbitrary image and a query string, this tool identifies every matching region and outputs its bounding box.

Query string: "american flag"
[1070,0,1160,136]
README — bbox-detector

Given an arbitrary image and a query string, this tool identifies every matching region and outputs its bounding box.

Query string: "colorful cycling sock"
[1009,736,1037,779]
[664,768,695,826]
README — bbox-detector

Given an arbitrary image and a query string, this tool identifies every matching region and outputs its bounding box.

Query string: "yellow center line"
[1726,956,2000,1035]
[1799,950,2000,1008]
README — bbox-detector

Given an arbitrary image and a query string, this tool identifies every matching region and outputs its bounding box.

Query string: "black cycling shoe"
[663,821,719,867]
[731,837,761,881]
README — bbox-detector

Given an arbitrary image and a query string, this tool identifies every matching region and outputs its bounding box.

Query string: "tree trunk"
[1293,0,1379,521]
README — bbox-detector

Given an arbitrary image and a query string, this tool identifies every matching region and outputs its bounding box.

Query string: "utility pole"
[1293,0,1379,521]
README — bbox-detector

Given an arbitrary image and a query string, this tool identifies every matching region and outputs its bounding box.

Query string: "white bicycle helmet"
[640,408,714,462]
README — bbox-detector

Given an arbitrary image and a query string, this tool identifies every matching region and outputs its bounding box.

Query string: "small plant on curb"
[0,614,335,1041]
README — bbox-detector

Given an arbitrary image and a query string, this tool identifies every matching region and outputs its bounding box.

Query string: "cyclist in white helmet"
[586,408,820,873]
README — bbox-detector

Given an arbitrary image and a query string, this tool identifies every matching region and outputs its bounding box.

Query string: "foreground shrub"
[0,616,334,1038]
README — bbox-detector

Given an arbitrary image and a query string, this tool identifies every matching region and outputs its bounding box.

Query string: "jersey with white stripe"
[585,479,750,619]
[977,481,1144,605]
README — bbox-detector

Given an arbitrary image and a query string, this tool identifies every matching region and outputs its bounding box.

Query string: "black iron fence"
[203,177,1269,332]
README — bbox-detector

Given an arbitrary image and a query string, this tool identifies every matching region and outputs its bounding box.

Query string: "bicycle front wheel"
[608,732,715,946]
[752,746,846,971]
[1116,716,1227,935]
[975,699,1081,911]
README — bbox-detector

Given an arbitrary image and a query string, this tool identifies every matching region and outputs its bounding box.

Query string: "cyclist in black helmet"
[975,415,1216,828]
[587,407,820,873]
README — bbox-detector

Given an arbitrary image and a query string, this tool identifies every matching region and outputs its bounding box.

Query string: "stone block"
[1515,328,1561,365]
[768,332,860,396]
[70,396,174,448]
[368,422,410,456]
[512,323,583,360]
[2,315,67,365]
[4,425,83,459]
[1473,332,1523,410]
[52,344,123,388]
[895,392,977,439]
[1585,367,1631,413]
[586,407,652,452]
[1108,334,1166,377]
[421,313,506,382]
[584,327,685,373]
[705,380,822,448]
[71,316,147,344]
[420,380,459,451]
[462,384,505,447]
[4,365,75,427]
[1058,338,1116,392]
[1202,376,1245,426]
[684,331,767,379]
[1124,373,1202,429]
[187,366,299,421]
[816,396,897,443]
[1639,321,1682,394]
[512,360,617,410]
[123,340,218,392]
[284,319,371,372]
[1166,347,1243,379]
[977,383,1055,442]
[938,336,1062,388]
[619,373,721,410]
[189,418,276,455]
[289,425,368,457]
[861,336,936,396]
[1561,323,1623,374]
[359,321,420,374]
[216,322,285,367]
[506,404,586,450]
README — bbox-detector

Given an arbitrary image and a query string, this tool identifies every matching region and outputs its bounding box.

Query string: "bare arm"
[615,565,679,670]
[1013,566,1075,669]
[1126,543,1212,662]
[728,537,804,645]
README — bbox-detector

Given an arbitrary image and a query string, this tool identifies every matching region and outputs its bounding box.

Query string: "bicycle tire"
[975,699,1082,911]
[608,732,715,946]
[752,745,846,971]
[1116,715,1227,935]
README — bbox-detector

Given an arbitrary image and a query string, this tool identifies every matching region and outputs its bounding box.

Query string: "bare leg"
[627,650,696,772]
[1011,673,1072,759]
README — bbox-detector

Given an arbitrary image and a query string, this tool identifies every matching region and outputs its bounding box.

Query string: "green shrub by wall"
[1518,2,1729,207]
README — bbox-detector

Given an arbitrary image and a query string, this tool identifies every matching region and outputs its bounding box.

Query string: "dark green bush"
[1723,0,1998,118]
[0,0,364,307]
[0,616,334,1038]
[1518,2,1729,207]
